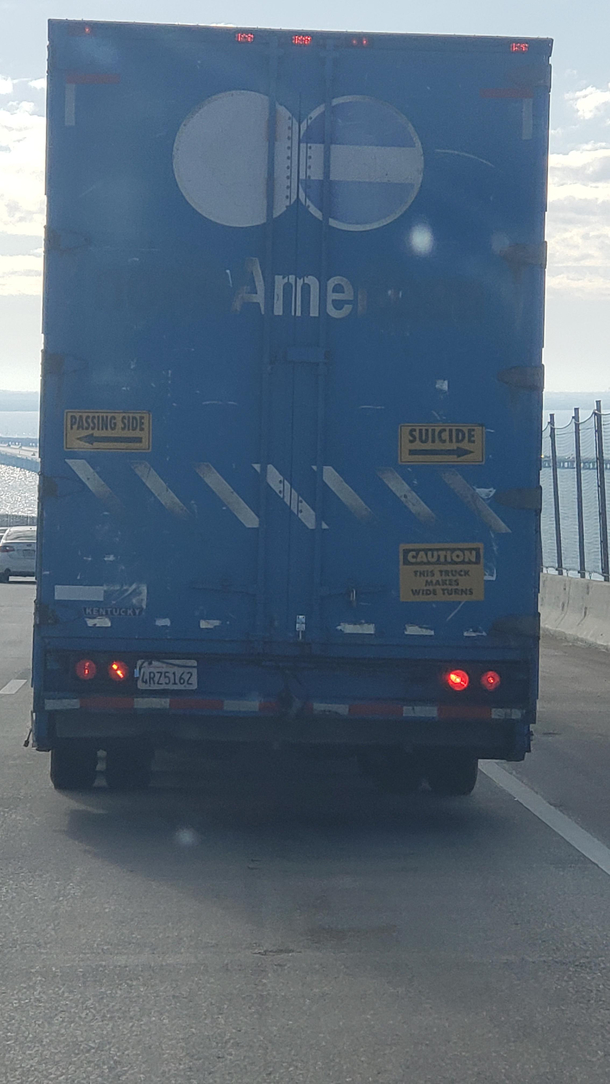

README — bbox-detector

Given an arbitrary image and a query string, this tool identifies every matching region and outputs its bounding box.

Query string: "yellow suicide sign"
[64,411,151,452]
[400,544,485,602]
[399,424,485,465]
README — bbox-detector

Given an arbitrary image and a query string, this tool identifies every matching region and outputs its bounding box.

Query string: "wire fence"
[541,401,610,579]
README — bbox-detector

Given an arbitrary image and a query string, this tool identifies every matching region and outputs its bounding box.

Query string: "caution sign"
[64,411,151,452]
[400,544,484,602]
[399,424,485,464]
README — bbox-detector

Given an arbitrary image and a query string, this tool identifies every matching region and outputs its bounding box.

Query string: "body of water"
[0,412,39,438]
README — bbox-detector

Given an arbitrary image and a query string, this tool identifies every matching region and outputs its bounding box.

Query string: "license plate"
[136,659,197,690]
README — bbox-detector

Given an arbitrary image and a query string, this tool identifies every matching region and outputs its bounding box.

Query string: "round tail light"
[444,669,469,691]
[108,660,129,682]
[75,658,96,680]
[481,670,501,691]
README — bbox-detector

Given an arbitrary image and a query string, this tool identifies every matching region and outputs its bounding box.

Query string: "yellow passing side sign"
[400,543,485,602]
[399,424,485,464]
[64,411,151,452]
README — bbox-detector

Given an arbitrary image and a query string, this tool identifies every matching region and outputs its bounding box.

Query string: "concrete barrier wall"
[540,572,610,649]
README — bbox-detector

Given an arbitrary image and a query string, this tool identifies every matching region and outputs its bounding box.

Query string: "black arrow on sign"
[408,446,474,459]
[76,433,145,445]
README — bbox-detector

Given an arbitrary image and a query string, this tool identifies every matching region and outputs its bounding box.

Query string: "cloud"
[546,144,610,296]
[0,100,45,245]
[0,251,43,296]
[566,84,610,121]
[0,75,13,95]
[28,78,46,91]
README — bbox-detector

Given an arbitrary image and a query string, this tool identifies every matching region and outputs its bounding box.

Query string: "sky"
[1,0,609,393]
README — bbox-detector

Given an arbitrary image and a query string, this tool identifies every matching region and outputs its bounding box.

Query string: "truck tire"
[425,753,478,796]
[105,743,152,791]
[50,740,98,791]
[0,570,10,583]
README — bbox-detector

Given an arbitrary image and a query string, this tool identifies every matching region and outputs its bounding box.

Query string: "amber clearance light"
[108,660,129,682]
[444,669,469,692]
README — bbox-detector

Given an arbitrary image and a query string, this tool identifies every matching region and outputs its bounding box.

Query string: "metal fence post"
[594,400,610,581]
[549,413,563,575]
[573,407,586,578]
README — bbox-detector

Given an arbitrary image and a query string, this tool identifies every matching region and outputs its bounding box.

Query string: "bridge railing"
[542,403,610,580]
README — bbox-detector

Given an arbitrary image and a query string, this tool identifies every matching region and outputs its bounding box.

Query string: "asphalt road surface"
[1,582,609,1084]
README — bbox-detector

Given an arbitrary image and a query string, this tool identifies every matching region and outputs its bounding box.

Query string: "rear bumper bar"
[43,695,525,722]
[37,704,533,761]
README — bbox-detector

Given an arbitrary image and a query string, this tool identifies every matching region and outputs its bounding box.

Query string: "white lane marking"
[377,468,436,525]
[194,463,259,527]
[253,464,328,529]
[132,462,191,519]
[481,761,610,878]
[441,470,510,533]
[314,466,374,522]
[66,460,124,516]
[0,679,27,695]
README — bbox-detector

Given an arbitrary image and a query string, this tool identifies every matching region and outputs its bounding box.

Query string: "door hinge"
[497,365,544,392]
[493,487,542,512]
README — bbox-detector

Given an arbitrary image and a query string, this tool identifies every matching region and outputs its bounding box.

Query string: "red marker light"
[351,36,369,46]
[510,42,529,52]
[108,660,129,682]
[444,669,469,692]
[235,32,255,42]
[292,34,312,45]
[481,670,501,691]
[75,659,96,680]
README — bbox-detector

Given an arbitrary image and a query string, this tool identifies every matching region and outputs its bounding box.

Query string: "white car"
[0,526,36,581]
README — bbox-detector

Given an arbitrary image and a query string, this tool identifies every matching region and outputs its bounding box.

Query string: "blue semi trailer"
[34,20,552,793]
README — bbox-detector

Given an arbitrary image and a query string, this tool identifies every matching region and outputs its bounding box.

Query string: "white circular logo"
[173,90,298,228]
[300,96,424,232]
[173,91,423,231]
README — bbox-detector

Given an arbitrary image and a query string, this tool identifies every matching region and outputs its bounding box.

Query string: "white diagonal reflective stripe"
[441,470,511,533]
[301,144,422,183]
[66,460,124,515]
[132,462,190,519]
[253,465,328,529]
[313,466,374,522]
[194,463,259,527]
[377,468,436,525]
